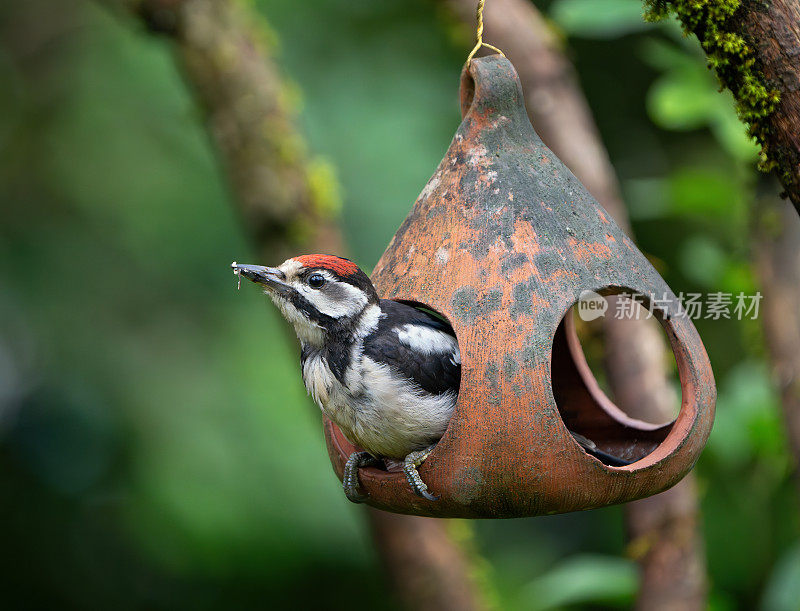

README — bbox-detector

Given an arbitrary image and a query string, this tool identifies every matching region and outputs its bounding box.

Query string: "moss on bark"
[644,0,780,171]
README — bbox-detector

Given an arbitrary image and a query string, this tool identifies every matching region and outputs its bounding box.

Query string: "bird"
[231,254,631,503]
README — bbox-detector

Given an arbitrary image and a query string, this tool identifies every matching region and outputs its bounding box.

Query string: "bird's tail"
[570,431,634,467]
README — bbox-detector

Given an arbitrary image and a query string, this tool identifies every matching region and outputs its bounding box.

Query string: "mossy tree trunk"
[442,0,708,608]
[99,1,490,609]
[646,0,800,214]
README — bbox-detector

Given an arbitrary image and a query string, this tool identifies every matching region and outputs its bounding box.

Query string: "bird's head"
[232,255,379,347]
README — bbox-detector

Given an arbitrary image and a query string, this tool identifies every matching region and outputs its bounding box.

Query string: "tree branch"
[645,0,800,214]
[442,0,707,607]
[101,0,342,259]
[368,513,490,611]
[755,183,800,484]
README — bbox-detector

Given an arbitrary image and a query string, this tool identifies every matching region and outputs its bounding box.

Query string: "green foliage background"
[0,0,798,608]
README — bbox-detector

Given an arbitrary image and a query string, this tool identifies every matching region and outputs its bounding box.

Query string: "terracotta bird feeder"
[324,56,716,518]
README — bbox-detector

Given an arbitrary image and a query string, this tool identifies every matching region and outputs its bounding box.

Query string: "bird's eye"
[307,273,326,289]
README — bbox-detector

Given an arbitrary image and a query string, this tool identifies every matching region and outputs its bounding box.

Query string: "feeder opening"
[551,289,680,467]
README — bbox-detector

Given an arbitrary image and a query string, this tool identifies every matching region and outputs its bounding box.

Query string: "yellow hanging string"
[466,0,505,65]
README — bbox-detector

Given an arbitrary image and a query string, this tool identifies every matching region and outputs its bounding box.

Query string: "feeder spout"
[460,55,526,121]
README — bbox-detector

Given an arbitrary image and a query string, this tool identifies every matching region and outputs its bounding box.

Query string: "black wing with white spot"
[362,300,461,397]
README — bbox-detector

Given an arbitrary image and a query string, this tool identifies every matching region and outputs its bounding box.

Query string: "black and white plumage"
[301,298,460,462]
[232,254,460,501]
[232,254,631,503]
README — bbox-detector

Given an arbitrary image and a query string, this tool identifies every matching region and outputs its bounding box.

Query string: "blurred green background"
[1,0,798,608]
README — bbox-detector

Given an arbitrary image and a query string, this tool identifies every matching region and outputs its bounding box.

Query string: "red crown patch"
[293,254,359,277]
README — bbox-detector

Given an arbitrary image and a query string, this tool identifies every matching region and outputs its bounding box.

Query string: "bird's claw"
[345,447,439,503]
[416,487,439,502]
[343,451,380,504]
[344,487,369,504]
[403,446,438,501]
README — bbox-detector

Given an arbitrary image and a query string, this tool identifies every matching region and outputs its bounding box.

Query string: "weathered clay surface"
[324,56,716,518]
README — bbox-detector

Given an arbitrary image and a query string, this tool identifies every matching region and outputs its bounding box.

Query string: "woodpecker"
[232,254,631,504]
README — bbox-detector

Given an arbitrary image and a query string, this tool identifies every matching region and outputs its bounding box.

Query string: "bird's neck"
[298,302,382,383]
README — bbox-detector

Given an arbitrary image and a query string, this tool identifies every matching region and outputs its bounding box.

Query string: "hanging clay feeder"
[324,55,715,518]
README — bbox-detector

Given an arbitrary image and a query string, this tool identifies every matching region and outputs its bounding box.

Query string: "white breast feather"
[303,352,455,459]
[352,356,455,458]
[302,355,335,405]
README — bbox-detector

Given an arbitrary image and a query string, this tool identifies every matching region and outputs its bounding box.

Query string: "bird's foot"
[403,446,438,501]
[343,451,381,503]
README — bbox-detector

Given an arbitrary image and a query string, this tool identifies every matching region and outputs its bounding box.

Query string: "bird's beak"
[231,262,291,295]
